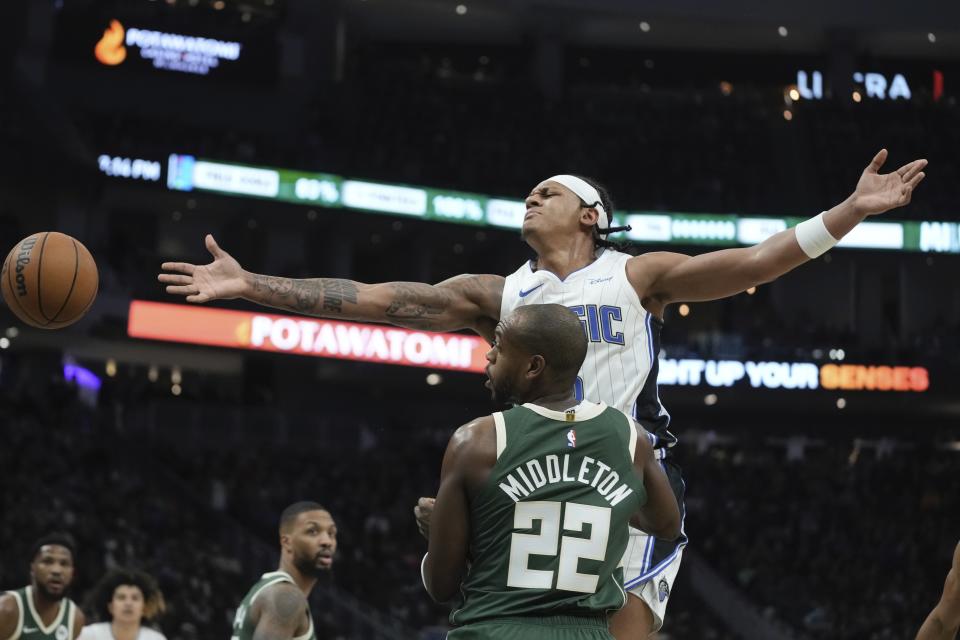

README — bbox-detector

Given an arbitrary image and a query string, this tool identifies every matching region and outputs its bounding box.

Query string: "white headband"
[547,174,610,234]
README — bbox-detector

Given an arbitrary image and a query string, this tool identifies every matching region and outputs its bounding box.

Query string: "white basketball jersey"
[500,249,674,448]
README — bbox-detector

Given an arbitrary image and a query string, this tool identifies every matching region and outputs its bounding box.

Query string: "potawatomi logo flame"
[94,20,126,66]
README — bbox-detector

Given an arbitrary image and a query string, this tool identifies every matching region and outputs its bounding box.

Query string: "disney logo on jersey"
[569,304,625,345]
[588,277,613,285]
[566,429,577,448]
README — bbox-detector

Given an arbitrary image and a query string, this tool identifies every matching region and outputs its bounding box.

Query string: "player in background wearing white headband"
[161,149,927,638]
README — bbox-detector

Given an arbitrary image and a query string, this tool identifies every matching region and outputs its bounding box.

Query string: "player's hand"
[853,149,927,217]
[158,234,248,303]
[414,497,435,540]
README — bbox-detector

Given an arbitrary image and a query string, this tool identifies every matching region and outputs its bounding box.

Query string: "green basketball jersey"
[450,401,646,627]
[4,587,77,640]
[231,571,315,640]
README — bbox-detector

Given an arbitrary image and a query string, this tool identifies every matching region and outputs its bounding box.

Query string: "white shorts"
[620,527,685,632]
[619,457,688,632]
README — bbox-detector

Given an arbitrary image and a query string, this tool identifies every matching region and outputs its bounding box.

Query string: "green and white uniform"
[231,571,314,640]
[3,586,77,640]
[448,401,645,639]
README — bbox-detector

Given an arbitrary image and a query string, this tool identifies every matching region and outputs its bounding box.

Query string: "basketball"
[1,232,99,329]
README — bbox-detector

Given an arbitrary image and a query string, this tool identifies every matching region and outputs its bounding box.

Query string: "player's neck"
[110,620,141,640]
[530,235,597,281]
[30,587,63,619]
[278,561,318,596]
[522,390,579,412]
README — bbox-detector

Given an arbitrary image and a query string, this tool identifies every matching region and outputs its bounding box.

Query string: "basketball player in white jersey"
[160,149,926,638]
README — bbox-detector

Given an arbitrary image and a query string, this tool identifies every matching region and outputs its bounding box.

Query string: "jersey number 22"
[506,500,611,594]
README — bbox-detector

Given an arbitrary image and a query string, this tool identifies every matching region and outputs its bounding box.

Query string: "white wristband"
[794,212,838,259]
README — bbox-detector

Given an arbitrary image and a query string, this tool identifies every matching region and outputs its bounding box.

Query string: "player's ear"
[279,531,291,553]
[579,206,599,227]
[527,355,546,379]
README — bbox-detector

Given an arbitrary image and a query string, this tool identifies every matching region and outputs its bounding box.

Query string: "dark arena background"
[1,1,959,639]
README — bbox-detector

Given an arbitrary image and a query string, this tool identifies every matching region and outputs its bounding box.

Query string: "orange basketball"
[1,232,99,329]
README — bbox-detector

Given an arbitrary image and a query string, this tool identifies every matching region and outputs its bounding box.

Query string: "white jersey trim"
[25,586,68,636]
[493,412,507,459]
[521,401,606,422]
[249,572,293,605]
[627,417,639,460]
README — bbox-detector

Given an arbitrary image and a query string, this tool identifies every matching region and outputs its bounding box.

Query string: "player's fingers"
[206,234,224,259]
[418,497,435,508]
[186,293,209,303]
[907,172,926,189]
[158,273,193,285]
[898,159,928,182]
[866,148,887,173]
[161,261,196,275]
[166,285,199,296]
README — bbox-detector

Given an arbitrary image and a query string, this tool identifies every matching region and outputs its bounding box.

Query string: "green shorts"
[447,614,612,640]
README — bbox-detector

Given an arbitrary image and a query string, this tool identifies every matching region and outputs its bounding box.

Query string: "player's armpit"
[0,594,19,640]
[628,424,680,540]
[252,584,306,640]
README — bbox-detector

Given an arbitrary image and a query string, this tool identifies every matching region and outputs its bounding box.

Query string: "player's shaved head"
[504,304,587,383]
[279,501,329,533]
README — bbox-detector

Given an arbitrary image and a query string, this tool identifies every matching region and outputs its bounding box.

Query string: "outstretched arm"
[629,150,927,316]
[159,235,503,340]
[916,542,960,640]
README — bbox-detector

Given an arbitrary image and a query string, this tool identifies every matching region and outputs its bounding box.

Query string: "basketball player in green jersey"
[421,304,680,639]
[916,541,960,640]
[231,502,337,640]
[0,534,85,640]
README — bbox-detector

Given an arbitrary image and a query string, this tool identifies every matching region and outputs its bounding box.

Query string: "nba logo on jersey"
[56,626,69,640]
[566,429,577,448]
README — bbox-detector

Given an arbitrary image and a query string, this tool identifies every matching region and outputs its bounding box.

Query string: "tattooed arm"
[159,234,504,340]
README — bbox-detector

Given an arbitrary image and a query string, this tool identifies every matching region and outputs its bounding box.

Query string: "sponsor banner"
[54,6,277,83]
[151,154,960,253]
[658,358,929,392]
[340,181,427,216]
[837,221,904,250]
[737,218,788,244]
[625,214,672,242]
[192,161,279,197]
[486,199,526,228]
[128,302,930,392]
[128,301,489,373]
